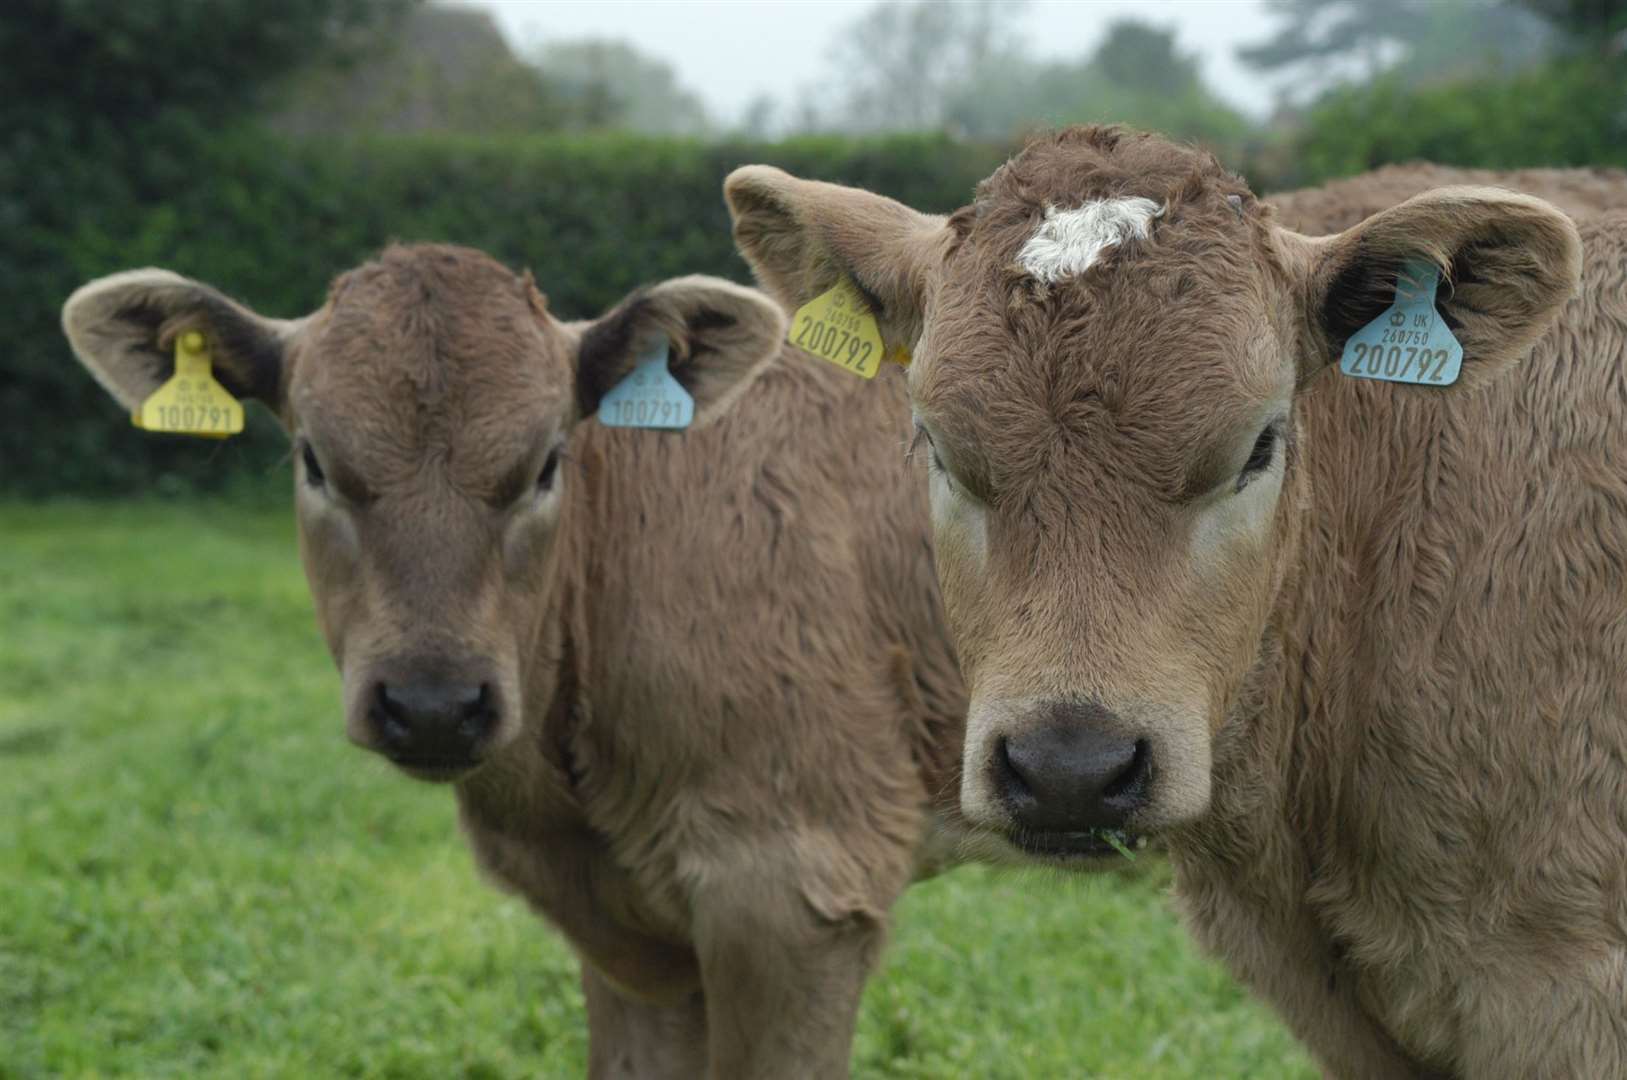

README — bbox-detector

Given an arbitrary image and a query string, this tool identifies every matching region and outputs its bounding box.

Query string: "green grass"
[0,500,1314,1079]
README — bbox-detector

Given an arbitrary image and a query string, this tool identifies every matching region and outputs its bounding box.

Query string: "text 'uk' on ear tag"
[132,331,245,437]
[1339,259,1463,387]
[599,339,694,430]
[790,277,898,379]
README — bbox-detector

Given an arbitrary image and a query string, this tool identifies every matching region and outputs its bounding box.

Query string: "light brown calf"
[728,127,1627,1077]
[62,245,966,1078]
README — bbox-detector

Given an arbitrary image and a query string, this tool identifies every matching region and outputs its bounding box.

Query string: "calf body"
[63,246,966,1078]
[728,131,1627,1076]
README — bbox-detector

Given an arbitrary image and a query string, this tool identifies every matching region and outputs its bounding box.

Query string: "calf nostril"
[371,683,411,749]
[375,681,403,719]
[995,736,1034,802]
[1102,739,1151,801]
[457,684,497,741]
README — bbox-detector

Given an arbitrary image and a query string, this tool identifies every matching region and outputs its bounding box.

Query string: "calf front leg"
[689,853,899,1079]
[1174,863,1436,1078]
[582,962,709,1080]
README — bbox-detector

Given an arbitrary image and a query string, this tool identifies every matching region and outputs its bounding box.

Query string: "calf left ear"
[574,275,786,427]
[62,268,299,415]
[1288,187,1582,390]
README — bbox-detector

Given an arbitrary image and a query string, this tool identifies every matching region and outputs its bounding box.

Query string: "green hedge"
[6,130,1008,496]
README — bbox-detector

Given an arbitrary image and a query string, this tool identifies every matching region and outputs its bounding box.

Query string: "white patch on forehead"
[1016,198,1163,283]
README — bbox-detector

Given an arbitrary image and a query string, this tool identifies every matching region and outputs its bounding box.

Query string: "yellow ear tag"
[132,331,245,438]
[789,278,885,379]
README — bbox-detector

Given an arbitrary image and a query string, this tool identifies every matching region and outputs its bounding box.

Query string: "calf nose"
[994,703,1150,832]
[371,680,496,765]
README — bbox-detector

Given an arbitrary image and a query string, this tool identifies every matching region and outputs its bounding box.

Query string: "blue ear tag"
[598,339,694,430]
[1338,259,1463,387]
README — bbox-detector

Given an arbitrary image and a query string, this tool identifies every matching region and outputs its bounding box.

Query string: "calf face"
[728,126,1580,858]
[64,245,783,781]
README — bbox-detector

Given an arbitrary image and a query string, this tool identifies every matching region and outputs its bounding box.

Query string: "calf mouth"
[386,754,483,784]
[1008,826,1151,863]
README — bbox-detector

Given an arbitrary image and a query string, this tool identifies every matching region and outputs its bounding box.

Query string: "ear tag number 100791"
[1338,259,1463,387]
[599,339,694,430]
[133,330,245,437]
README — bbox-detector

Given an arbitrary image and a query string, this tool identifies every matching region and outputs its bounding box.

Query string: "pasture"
[0,499,1313,1078]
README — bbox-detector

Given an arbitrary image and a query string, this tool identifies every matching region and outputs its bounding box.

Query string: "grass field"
[0,500,1315,1079]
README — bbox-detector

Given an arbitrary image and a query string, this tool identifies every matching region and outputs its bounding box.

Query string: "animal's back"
[1284,200,1627,1069]
[1268,163,1627,232]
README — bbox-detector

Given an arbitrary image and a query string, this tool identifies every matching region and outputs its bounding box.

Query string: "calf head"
[64,245,783,781]
[729,126,1581,860]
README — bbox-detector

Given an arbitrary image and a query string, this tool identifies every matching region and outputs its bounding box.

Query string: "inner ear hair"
[574,288,658,413]
[1318,246,1450,358]
[154,290,286,403]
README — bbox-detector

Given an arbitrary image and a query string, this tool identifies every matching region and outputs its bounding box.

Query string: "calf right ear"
[62,269,300,418]
[724,166,947,358]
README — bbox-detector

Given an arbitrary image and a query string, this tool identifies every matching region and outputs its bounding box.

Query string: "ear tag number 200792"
[790,277,904,379]
[599,339,694,430]
[133,330,245,437]
[1338,259,1463,387]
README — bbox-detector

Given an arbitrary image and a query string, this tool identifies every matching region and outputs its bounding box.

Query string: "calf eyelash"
[905,424,929,465]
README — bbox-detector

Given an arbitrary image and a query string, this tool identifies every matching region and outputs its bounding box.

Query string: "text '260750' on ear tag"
[789,278,888,379]
[132,331,244,437]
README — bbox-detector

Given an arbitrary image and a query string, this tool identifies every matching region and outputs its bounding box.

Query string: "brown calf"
[62,245,966,1078]
[728,127,1627,1077]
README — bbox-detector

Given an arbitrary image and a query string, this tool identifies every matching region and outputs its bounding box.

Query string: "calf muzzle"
[992,701,1151,833]
[368,678,498,777]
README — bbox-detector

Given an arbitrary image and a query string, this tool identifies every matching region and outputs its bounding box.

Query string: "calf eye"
[536,446,562,494]
[918,429,954,489]
[1235,424,1279,493]
[301,442,327,489]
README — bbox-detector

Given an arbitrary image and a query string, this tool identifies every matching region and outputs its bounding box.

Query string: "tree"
[1517,0,1627,48]
[802,0,1027,133]
[943,19,1249,152]
[1237,0,1554,101]
[270,5,565,135]
[535,40,710,136]
[0,0,411,131]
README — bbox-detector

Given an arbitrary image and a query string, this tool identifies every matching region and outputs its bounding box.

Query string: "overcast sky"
[458,0,1287,123]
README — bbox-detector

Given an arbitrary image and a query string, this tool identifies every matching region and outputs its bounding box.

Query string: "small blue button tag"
[598,339,694,430]
[1338,259,1462,387]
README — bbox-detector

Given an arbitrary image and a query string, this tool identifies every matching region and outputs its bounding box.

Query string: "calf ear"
[62,269,299,416]
[724,166,946,358]
[574,275,786,427]
[1288,186,1582,390]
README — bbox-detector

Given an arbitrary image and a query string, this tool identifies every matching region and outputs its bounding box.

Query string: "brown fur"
[62,244,967,1079]
[727,127,1626,1077]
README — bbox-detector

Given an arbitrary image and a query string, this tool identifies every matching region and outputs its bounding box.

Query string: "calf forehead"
[916,128,1288,495]
[295,245,570,479]
[921,268,1283,498]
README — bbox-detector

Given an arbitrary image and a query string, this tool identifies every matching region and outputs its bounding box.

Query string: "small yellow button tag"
[789,278,885,379]
[132,331,244,438]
